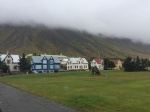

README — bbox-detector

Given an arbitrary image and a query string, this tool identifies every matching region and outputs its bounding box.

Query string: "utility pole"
[98,51,100,70]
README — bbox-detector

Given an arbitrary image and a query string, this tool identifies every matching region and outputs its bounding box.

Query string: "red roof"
[94,58,103,64]
[111,60,118,64]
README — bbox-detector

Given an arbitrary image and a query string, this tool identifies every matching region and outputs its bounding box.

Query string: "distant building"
[26,53,68,61]
[67,57,89,71]
[111,59,122,70]
[61,58,69,65]
[31,55,60,73]
[91,58,104,70]
[0,52,20,72]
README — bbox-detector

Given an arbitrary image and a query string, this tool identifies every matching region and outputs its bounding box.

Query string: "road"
[0,83,77,112]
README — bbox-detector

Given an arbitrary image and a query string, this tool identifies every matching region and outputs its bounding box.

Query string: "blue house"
[31,56,60,73]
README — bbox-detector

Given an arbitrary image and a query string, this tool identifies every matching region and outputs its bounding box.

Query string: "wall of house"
[112,60,123,70]
[91,60,104,70]
[67,63,88,70]
[67,59,89,71]
[67,64,88,70]
[4,56,19,72]
[31,58,60,73]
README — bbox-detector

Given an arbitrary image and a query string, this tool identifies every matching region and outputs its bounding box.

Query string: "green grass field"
[0,70,150,112]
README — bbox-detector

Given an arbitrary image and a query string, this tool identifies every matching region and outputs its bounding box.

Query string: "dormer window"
[50,60,54,64]
[43,60,47,64]
[7,60,11,64]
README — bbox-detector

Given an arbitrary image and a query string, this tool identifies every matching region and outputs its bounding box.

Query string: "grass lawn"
[0,70,150,112]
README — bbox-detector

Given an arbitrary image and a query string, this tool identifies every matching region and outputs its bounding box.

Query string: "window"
[14,66,17,70]
[43,60,47,64]
[50,60,53,64]
[36,65,42,69]
[32,65,34,69]
[55,65,60,69]
[43,65,47,69]
[50,65,53,69]
[7,60,11,64]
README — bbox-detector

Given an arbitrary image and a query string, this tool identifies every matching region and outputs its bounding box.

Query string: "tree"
[108,61,115,69]
[18,53,31,73]
[123,56,134,71]
[123,56,148,72]
[104,58,109,70]
[0,58,3,70]
[1,63,9,73]
[104,58,115,70]
[0,58,9,73]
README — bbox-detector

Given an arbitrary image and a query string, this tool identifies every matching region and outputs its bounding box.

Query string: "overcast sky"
[0,0,150,43]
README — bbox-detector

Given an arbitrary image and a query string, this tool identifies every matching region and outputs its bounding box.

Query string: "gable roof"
[111,60,119,64]
[94,58,103,64]
[62,58,69,62]
[0,54,20,63]
[31,56,60,63]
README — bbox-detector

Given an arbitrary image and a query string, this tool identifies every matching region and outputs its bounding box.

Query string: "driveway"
[0,83,77,112]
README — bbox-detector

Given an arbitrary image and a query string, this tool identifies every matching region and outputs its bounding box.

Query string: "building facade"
[91,58,104,70]
[31,56,60,73]
[67,57,89,71]
[0,53,20,72]
[111,59,122,70]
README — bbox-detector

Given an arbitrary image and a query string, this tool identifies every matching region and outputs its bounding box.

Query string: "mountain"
[0,25,150,59]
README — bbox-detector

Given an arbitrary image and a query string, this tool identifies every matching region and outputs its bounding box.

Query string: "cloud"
[0,0,150,43]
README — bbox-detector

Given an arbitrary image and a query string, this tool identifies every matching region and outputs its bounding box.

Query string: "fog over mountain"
[0,0,150,43]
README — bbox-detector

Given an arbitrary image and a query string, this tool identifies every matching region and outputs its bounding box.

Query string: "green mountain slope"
[0,25,150,58]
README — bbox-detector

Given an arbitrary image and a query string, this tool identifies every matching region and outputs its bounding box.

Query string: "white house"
[91,58,104,70]
[61,58,69,65]
[67,57,89,71]
[0,52,20,72]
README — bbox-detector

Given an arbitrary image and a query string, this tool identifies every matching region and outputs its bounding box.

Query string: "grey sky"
[0,0,150,43]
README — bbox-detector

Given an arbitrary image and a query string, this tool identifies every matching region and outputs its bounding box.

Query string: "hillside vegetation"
[0,25,150,58]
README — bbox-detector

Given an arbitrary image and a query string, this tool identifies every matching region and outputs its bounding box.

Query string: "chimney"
[7,51,9,55]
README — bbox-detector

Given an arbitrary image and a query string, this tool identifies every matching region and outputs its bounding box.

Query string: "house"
[0,52,20,72]
[61,58,69,65]
[26,53,68,62]
[111,59,122,70]
[67,57,89,71]
[91,58,104,70]
[31,56,60,73]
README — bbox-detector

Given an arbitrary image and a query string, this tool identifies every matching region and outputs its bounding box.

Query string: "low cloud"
[0,0,150,43]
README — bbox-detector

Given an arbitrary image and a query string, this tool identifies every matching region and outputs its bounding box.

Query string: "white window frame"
[50,65,53,69]
[43,65,47,69]
[36,65,42,69]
